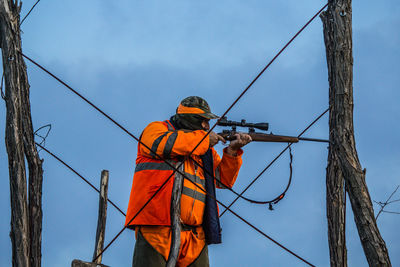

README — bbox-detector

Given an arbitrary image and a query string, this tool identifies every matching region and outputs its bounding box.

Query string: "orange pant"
[136,226,206,267]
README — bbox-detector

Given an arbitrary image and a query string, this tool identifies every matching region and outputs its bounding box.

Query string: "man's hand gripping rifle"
[217,117,329,143]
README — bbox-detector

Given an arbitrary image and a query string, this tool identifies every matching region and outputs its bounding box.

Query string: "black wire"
[35,142,126,216]
[375,185,400,220]
[172,1,329,211]
[238,145,293,205]
[186,2,329,158]
[189,146,293,206]
[381,210,400,215]
[20,0,42,26]
[34,124,52,150]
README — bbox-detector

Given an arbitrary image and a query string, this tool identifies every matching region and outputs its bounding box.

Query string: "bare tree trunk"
[23,46,43,267]
[0,2,30,266]
[0,1,43,266]
[321,0,391,266]
[326,151,347,267]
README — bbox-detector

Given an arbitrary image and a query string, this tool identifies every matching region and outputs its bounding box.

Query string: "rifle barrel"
[249,133,299,143]
[298,137,330,143]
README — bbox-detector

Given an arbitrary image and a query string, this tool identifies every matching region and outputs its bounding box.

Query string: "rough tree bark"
[321,0,391,266]
[0,1,43,267]
[325,150,347,266]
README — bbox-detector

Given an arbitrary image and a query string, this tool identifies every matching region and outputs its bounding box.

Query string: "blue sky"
[1,0,399,266]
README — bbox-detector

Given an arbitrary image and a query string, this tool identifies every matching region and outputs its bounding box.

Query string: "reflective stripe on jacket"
[125,120,243,228]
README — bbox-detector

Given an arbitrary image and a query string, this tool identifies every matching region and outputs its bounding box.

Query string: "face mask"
[170,114,205,130]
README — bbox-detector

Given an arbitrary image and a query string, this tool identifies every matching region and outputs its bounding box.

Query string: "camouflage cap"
[176,96,219,119]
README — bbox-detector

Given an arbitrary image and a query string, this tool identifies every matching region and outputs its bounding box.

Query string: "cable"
[35,142,126,217]
[21,53,144,144]
[375,185,400,220]
[237,145,293,207]
[34,124,52,151]
[187,2,329,157]
[20,0,41,26]
[220,108,329,216]
[189,146,294,206]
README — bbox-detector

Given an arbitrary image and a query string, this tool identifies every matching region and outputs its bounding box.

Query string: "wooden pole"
[72,170,110,267]
[321,0,391,266]
[0,1,44,266]
[92,170,109,264]
[166,164,184,267]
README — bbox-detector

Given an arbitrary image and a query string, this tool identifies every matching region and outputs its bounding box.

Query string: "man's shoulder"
[144,119,176,131]
[144,120,170,129]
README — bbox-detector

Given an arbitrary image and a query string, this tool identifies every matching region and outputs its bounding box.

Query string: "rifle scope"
[217,117,269,131]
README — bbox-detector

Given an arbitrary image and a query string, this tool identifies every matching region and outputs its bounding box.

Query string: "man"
[125,96,251,266]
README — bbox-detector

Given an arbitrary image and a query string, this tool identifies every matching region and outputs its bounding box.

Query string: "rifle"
[217,117,329,143]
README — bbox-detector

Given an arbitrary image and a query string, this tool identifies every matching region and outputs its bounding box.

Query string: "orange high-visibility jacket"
[125,120,243,228]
